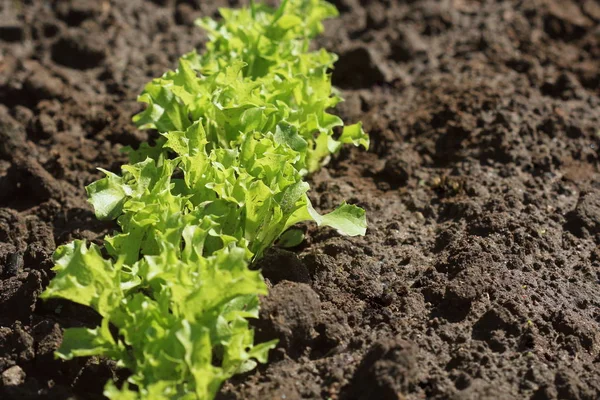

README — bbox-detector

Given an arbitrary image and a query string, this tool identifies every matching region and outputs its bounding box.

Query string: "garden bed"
[1,0,599,398]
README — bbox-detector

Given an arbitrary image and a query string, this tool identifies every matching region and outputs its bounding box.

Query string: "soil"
[1,0,599,399]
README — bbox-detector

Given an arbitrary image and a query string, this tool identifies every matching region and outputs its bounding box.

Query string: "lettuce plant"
[41,1,368,399]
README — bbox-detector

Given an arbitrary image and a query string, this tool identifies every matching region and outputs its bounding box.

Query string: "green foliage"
[42,1,368,399]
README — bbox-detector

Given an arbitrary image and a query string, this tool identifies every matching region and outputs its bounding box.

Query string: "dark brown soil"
[1,0,599,399]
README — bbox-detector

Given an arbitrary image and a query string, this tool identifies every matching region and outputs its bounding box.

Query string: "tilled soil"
[1,0,599,399]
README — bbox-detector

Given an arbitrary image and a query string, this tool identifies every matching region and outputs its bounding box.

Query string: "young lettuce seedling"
[42,1,368,399]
